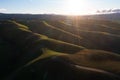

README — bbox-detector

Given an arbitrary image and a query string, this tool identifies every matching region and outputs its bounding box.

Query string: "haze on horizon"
[0,0,120,15]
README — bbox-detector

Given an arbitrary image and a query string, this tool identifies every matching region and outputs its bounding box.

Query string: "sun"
[63,0,90,15]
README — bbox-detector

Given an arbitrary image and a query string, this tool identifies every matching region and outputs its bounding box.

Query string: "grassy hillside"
[17,19,120,53]
[0,20,84,79]
[60,49,120,74]
[0,37,22,79]
[17,20,83,46]
[0,20,84,61]
[45,19,120,53]
[0,15,120,80]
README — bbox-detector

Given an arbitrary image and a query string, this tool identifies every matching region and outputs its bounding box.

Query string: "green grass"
[9,20,29,30]
[0,18,120,80]
[43,21,82,39]
[25,48,67,66]
[61,49,120,74]
[0,20,85,66]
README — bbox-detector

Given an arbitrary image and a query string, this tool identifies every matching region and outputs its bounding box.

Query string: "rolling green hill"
[16,19,120,53]
[0,14,120,80]
[17,20,83,46]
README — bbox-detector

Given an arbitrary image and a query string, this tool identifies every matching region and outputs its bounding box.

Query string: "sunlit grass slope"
[0,20,85,64]
[0,20,120,80]
[0,20,85,79]
[17,20,83,46]
[60,49,120,75]
[45,19,120,53]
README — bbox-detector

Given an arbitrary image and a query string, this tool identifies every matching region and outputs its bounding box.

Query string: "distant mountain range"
[0,13,120,21]
[85,13,120,21]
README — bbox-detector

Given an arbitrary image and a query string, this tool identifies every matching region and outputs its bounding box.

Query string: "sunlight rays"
[63,0,91,15]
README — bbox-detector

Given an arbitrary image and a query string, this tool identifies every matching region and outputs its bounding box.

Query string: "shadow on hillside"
[0,21,120,80]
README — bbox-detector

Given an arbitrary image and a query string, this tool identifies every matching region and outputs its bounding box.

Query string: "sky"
[0,0,120,15]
